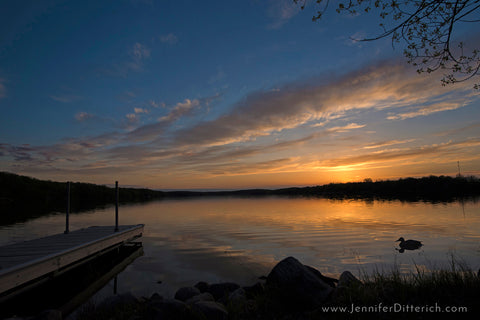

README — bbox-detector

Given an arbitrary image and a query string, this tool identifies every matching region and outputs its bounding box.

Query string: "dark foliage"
[0,172,166,225]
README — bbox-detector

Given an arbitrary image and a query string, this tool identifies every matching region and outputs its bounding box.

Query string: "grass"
[309,258,480,319]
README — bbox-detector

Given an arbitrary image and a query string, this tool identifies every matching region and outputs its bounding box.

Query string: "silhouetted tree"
[295,0,480,88]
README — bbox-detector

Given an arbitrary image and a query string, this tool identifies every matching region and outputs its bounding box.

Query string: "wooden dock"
[0,224,144,297]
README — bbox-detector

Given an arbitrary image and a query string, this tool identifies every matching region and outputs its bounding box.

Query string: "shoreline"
[74,257,480,319]
[2,171,480,226]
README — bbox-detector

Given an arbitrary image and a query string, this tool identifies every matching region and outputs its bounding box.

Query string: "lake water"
[1,196,479,306]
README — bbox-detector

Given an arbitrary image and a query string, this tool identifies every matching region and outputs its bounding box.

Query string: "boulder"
[192,301,228,320]
[304,265,338,288]
[338,271,362,288]
[174,286,201,302]
[194,281,210,293]
[243,282,265,299]
[149,292,163,304]
[207,282,240,300]
[98,292,138,310]
[228,287,247,304]
[266,256,333,307]
[148,298,188,319]
[185,292,215,305]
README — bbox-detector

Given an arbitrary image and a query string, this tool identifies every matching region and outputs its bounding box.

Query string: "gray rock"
[194,281,210,293]
[207,282,240,300]
[185,292,215,305]
[338,271,362,288]
[148,298,188,319]
[228,287,247,304]
[99,292,138,309]
[149,292,163,304]
[243,282,265,299]
[266,256,333,307]
[192,301,228,320]
[174,286,201,302]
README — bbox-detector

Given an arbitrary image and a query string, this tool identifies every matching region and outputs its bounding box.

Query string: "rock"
[32,310,62,320]
[338,271,362,288]
[99,292,138,309]
[174,286,201,302]
[304,265,338,288]
[185,292,215,305]
[228,287,247,304]
[148,298,188,319]
[266,256,333,307]
[207,282,240,301]
[149,292,163,304]
[192,301,228,320]
[194,281,210,293]
[243,282,265,299]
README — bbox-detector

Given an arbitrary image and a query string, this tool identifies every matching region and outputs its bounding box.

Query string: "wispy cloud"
[173,61,472,148]
[98,42,151,77]
[75,112,94,122]
[159,33,178,45]
[318,139,480,169]
[362,139,416,150]
[387,101,468,120]
[51,94,82,103]
[267,0,300,29]
[158,99,199,123]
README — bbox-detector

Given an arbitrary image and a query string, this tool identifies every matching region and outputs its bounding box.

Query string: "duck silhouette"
[395,237,423,253]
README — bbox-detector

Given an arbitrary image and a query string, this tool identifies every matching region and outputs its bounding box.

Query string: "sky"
[1,0,479,190]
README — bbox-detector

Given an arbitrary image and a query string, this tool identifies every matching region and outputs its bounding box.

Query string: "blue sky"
[1,0,479,189]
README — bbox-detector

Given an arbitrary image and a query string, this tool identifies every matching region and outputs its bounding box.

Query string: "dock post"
[64,181,70,234]
[115,181,119,232]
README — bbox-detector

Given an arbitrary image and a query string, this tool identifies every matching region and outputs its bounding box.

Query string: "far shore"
[1,171,479,225]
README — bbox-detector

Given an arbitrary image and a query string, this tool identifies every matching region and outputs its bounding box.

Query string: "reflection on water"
[1,196,479,301]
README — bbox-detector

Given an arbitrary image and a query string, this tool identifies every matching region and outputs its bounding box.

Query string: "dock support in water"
[64,181,70,234]
[115,181,119,232]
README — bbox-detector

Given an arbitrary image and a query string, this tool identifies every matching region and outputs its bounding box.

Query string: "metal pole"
[115,181,119,232]
[64,181,70,234]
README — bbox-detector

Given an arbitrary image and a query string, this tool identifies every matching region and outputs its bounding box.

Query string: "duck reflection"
[395,237,423,253]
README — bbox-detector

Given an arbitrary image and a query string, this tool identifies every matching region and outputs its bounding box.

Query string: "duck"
[396,237,423,251]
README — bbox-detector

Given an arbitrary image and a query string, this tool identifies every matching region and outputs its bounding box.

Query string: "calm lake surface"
[1,196,479,305]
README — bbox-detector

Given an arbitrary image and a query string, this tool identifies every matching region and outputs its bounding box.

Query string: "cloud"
[318,139,480,169]
[75,112,94,122]
[134,107,149,114]
[173,61,471,148]
[127,98,202,141]
[148,100,165,108]
[387,101,468,120]
[128,42,151,72]
[98,43,151,77]
[50,94,82,103]
[362,139,416,150]
[158,99,199,123]
[267,0,301,29]
[159,33,178,45]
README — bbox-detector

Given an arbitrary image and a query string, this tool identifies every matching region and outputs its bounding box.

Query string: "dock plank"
[0,224,144,295]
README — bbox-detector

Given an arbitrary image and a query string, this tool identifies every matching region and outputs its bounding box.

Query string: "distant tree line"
[1,171,479,225]
[273,175,480,201]
[0,172,163,225]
